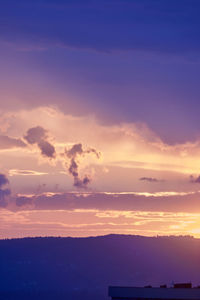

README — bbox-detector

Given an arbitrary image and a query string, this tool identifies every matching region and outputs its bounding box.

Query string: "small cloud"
[190,175,200,183]
[0,174,11,207]
[139,177,164,183]
[65,143,100,189]
[24,126,56,158]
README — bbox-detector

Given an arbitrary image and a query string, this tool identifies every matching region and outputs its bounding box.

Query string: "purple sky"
[1,0,200,238]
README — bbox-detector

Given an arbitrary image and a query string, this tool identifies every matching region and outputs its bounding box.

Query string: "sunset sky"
[1,0,200,238]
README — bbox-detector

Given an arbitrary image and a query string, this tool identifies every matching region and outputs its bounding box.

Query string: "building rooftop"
[109,285,200,300]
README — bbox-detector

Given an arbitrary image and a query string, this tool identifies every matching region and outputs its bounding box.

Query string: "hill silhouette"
[0,234,199,299]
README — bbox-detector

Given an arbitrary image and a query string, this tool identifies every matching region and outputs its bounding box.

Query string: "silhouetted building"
[109,284,200,300]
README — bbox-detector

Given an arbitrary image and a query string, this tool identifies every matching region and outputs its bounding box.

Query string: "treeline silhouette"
[0,234,199,299]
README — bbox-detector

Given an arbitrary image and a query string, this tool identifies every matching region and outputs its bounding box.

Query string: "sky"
[1,0,200,238]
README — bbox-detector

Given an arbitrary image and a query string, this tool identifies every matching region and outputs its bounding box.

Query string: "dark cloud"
[24,129,100,188]
[24,126,56,158]
[74,175,91,189]
[0,135,26,149]
[24,126,47,144]
[139,177,164,183]
[66,143,100,159]
[0,174,11,207]
[16,196,34,207]
[38,140,56,158]
[0,174,9,187]
[190,175,200,183]
[67,143,84,158]
[65,143,100,189]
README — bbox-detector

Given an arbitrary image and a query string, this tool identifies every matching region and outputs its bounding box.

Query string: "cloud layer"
[0,107,200,237]
[1,106,200,194]
[11,191,200,214]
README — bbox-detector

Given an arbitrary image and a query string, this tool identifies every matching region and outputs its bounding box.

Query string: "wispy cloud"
[0,135,26,150]
[9,169,48,176]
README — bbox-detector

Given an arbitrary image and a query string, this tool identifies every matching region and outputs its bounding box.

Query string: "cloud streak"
[0,135,26,150]
[139,177,164,183]
[9,169,48,176]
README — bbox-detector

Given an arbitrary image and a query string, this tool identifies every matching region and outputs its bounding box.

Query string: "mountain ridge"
[0,234,199,299]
